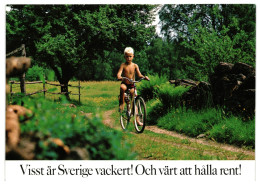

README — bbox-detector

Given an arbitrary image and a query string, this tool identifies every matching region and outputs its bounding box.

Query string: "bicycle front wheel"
[120,102,130,131]
[134,96,146,133]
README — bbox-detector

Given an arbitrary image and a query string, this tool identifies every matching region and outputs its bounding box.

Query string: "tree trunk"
[60,82,70,100]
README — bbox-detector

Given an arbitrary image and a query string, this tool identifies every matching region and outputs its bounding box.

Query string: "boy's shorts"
[121,82,135,90]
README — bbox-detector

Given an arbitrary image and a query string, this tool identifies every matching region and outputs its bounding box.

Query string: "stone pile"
[169,62,255,119]
[169,79,212,110]
[209,62,255,119]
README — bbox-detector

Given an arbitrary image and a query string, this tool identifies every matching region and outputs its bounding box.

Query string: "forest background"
[6,4,255,86]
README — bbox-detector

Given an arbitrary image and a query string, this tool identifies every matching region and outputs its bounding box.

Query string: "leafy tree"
[6,5,157,96]
[158,4,255,81]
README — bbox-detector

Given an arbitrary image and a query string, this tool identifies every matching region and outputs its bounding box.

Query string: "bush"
[16,96,136,160]
[146,99,165,125]
[26,65,45,81]
[137,74,168,101]
[26,65,56,81]
[156,83,190,110]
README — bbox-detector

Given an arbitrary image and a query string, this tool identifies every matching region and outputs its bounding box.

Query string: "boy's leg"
[119,84,127,112]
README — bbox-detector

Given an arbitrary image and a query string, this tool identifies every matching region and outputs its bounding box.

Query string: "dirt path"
[103,109,115,128]
[102,109,255,158]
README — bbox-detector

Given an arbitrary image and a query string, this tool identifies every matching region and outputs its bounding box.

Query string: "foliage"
[157,108,221,136]
[25,65,56,81]
[181,21,254,81]
[137,74,168,101]
[156,107,254,148]
[156,83,190,110]
[145,99,165,125]
[208,117,255,148]
[25,65,44,81]
[6,5,157,87]
[6,5,255,82]
[157,4,255,81]
[14,96,135,160]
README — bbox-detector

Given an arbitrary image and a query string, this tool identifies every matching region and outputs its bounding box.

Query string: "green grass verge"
[156,108,255,148]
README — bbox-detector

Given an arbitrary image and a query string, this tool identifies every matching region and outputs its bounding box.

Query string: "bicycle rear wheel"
[120,102,130,130]
[134,96,146,133]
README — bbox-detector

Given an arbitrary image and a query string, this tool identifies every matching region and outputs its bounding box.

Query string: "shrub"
[137,74,168,101]
[16,96,136,160]
[146,99,166,125]
[25,65,56,81]
[156,83,190,110]
[26,65,44,81]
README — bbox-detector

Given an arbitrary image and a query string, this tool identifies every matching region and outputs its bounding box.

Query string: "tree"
[158,4,255,81]
[6,5,157,96]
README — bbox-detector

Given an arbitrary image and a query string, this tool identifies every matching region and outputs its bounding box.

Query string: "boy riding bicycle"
[117,47,150,118]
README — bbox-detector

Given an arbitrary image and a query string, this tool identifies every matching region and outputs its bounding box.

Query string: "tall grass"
[209,117,255,148]
[157,107,255,148]
[157,108,221,137]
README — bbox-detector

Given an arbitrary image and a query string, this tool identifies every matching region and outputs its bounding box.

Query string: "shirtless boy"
[117,47,149,113]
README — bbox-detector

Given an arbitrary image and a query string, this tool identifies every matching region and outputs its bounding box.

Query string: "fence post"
[20,44,26,94]
[43,74,46,98]
[78,80,81,104]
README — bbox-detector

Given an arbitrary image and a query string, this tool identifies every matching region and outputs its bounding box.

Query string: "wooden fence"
[10,80,81,103]
[7,44,81,103]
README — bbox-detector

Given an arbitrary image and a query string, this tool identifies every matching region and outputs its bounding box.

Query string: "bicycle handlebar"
[120,77,148,83]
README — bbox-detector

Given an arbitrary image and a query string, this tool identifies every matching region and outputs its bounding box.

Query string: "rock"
[6,57,31,77]
[231,62,255,77]
[170,79,212,110]
[197,134,207,139]
[6,105,33,148]
[170,79,198,87]
[213,62,234,76]
[66,147,90,160]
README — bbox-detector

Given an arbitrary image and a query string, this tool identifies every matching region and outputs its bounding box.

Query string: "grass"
[126,131,254,160]
[157,107,255,148]
[10,80,120,113]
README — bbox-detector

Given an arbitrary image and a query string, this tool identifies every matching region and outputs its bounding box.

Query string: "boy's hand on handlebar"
[144,76,150,81]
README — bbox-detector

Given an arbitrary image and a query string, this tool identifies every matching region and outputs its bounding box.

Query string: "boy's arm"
[135,64,150,81]
[117,64,124,80]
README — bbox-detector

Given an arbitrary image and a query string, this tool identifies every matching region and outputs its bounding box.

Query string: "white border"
[1,1,259,184]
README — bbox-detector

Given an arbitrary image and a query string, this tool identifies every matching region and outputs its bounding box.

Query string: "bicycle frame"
[119,77,147,133]
[122,77,143,115]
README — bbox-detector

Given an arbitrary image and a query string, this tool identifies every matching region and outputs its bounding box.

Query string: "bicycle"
[119,77,148,133]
